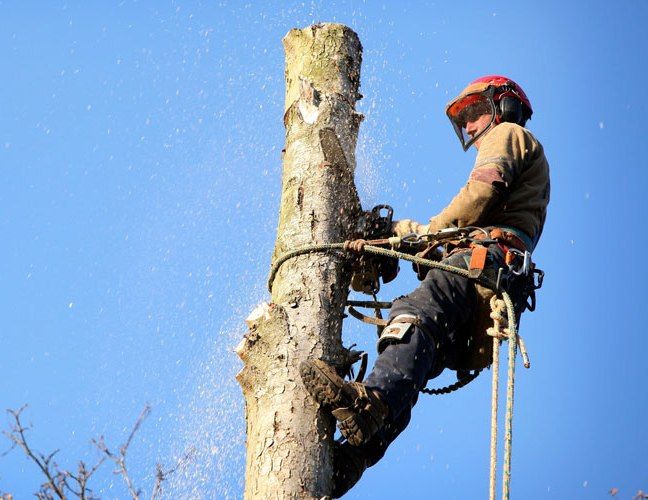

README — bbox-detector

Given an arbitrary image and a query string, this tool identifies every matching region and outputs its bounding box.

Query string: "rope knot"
[487,296,511,340]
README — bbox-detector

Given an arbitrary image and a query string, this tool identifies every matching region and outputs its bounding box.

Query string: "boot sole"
[300,359,386,447]
[299,359,355,410]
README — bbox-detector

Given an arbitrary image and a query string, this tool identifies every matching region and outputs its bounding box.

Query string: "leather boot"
[300,359,389,447]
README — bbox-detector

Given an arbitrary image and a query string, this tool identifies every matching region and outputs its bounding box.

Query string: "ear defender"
[498,96,523,125]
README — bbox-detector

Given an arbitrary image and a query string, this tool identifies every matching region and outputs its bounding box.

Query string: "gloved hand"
[391,219,430,237]
[344,239,367,253]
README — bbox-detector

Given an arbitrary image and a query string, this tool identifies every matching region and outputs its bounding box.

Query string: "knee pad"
[377,314,420,353]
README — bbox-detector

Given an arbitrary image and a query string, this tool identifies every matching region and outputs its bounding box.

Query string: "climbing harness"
[268,224,543,500]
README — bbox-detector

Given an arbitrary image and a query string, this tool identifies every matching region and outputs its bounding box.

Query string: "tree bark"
[236,23,363,499]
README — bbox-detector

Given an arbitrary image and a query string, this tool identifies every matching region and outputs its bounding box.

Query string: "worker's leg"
[301,251,479,452]
[363,324,438,419]
[364,250,478,420]
[328,252,479,495]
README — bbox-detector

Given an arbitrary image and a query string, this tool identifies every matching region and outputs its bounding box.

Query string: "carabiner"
[508,249,532,276]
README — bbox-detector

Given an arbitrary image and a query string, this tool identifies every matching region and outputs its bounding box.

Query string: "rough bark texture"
[236,24,363,499]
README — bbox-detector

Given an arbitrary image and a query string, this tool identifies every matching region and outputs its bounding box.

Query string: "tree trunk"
[236,23,363,499]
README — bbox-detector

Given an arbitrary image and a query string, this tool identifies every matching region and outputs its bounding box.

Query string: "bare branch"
[4,403,178,499]
[4,406,105,499]
[93,405,152,500]
[122,405,151,457]
[64,457,106,500]
[150,463,165,500]
[0,439,16,458]
[4,406,66,499]
[150,446,195,500]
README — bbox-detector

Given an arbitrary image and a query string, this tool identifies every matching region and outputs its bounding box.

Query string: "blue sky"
[1,1,647,498]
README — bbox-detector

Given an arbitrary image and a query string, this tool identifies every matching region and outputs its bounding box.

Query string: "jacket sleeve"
[427,123,527,233]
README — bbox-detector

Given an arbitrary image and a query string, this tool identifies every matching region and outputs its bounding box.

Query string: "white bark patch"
[298,77,321,124]
[298,100,320,124]
[245,301,272,329]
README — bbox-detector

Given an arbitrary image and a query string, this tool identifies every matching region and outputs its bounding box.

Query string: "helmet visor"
[446,91,496,151]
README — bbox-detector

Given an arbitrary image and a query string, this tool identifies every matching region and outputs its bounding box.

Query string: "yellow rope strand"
[486,295,526,500]
[489,335,500,500]
[487,297,506,500]
[502,292,519,500]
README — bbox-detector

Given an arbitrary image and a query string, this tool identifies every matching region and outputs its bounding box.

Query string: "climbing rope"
[487,296,516,500]
[269,240,529,500]
[268,241,505,293]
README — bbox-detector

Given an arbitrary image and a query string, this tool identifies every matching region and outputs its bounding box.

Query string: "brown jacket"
[395,123,550,250]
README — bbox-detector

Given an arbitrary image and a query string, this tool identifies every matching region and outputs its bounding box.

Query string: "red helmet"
[446,75,533,151]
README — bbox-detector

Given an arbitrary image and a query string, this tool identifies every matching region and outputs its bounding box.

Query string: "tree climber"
[300,75,551,497]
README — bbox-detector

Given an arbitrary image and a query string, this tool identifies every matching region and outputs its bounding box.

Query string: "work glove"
[391,219,430,238]
[344,239,367,253]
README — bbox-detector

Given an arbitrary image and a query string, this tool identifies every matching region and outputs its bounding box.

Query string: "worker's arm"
[392,123,529,237]
[392,218,430,237]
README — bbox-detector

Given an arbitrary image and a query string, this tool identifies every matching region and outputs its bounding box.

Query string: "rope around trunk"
[268,242,504,292]
[269,242,521,500]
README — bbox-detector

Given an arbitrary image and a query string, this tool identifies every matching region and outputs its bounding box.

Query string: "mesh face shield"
[446,86,497,151]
